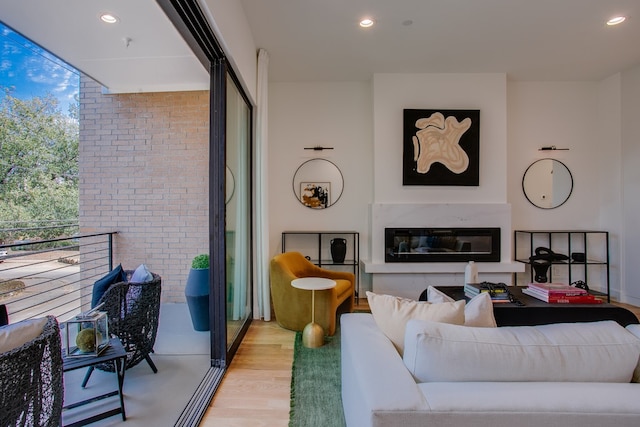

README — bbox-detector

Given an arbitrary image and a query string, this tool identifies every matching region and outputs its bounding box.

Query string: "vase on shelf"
[330,238,347,263]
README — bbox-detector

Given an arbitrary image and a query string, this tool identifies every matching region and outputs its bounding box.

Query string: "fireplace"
[385,227,501,263]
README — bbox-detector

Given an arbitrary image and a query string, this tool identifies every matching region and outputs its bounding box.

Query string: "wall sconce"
[304,146,334,151]
[539,146,569,151]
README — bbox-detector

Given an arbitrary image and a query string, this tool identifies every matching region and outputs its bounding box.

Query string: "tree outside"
[0,91,79,242]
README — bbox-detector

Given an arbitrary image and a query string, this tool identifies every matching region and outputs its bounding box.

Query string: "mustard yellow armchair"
[270,251,355,336]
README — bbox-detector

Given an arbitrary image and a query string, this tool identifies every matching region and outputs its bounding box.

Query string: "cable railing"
[0,230,117,323]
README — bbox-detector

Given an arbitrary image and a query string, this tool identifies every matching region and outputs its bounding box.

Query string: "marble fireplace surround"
[363,203,525,297]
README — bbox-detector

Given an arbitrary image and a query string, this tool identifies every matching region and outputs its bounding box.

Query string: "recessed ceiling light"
[359,18,374,28]
[607,16,626,26]
[100,13,119,24]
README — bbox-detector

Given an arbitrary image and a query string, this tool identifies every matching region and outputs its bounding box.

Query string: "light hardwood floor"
[200,320,295,427]
[199,299,640,427]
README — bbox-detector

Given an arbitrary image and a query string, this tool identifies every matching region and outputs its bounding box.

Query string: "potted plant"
[185,253,210,331]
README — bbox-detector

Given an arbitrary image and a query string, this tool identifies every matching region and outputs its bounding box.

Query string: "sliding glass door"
[225,75,252,348]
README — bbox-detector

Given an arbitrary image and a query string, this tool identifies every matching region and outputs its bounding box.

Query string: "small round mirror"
[522,158,573,209]
[292,158,344,209]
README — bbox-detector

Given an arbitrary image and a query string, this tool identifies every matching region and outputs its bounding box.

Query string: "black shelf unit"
[514,230,610,302]
[282,231,360,302]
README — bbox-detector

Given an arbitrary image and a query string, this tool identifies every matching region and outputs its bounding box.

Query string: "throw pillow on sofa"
[403,319,640,383]
[426,285,497,327]
[91,264,126,308]
[366,291,465,355]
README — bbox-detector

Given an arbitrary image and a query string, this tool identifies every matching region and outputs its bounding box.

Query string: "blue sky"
[0,21,79,115]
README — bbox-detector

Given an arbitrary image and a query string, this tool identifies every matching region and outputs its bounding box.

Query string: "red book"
[547,295,603,304]
[527,282,587,296]
[523,287,602,304]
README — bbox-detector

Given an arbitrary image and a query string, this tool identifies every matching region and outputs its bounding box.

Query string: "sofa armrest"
[341,313,429,427]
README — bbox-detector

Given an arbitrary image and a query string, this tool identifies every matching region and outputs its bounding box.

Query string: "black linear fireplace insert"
[385,227,501,262]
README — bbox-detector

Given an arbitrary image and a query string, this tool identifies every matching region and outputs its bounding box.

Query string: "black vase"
[330,238,347,263]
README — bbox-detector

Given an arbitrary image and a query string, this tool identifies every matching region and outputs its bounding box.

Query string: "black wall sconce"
[304,146,334,151]
[539,146,569,151]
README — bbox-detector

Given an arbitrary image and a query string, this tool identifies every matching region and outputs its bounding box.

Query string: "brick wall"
[79,76,209,303]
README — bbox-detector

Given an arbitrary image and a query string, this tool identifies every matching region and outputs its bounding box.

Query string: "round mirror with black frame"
[522,158,573,209]
[292,158,344,209]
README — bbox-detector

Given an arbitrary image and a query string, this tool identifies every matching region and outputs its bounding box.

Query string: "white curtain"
[232,95,249,320]
[253,48,271,320]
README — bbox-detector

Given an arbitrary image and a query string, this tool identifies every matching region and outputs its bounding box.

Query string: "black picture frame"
[403,109,480,186]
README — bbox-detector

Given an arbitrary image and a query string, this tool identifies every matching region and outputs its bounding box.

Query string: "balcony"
[1,231,211,426]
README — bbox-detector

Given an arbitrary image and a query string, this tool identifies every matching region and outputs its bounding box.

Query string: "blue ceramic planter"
[185,268,210,331]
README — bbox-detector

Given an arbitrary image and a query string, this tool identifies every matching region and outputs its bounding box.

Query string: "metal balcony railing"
[0,230,117,323]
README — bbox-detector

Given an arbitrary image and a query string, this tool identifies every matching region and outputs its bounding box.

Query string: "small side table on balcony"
[62,337,127,427]
[292,277,337,348]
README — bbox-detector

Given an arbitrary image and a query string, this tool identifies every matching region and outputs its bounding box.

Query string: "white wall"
[201,0,258,103]
[373,73,508,203]
[266,74,632,300]
[506,81,626,298]
[268,82,373,263]
[621,64,640,304]
[507,82,603,229]
[597,73,623,301]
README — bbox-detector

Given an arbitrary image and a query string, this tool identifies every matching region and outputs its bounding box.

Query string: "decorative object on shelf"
[330,238,347,263]
[403,109,480,186]
[304,146,334,151]
[464,261,479,285]
[185,253,210,331]
[522,158,573,209]
[571,252,585,262]
[528,247,568,283]
[292,158,344,209]
[64,307,109,357]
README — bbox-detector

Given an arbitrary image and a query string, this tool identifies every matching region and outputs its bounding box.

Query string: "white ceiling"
[0,0,210,93]
[2,0,640,93]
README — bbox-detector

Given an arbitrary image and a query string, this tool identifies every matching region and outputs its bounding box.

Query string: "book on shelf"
[527,282,587,296]
[522,287,602,304]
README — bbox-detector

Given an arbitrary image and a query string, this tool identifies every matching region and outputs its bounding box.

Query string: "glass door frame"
[157,0,253,369]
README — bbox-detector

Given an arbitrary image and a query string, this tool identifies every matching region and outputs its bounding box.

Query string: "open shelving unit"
[513,230,610,302]
[281,231,360,302]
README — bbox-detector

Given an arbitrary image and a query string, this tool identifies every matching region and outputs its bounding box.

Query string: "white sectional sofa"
[341,312,640,427]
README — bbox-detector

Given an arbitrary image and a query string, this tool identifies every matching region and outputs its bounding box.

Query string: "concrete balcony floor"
[62,303,210,427]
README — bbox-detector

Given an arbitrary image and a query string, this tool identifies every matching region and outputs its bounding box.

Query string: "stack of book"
[523,282,602,304]
[464,283,511,303]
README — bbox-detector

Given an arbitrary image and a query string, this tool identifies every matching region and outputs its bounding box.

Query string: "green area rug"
[289,330,346,427]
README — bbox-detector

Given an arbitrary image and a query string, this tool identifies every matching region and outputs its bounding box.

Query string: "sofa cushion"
[366,291,465,355]
[625,324,640,382]
[426,285,496,327]
[403,319,640,383]
[0,317,48,354]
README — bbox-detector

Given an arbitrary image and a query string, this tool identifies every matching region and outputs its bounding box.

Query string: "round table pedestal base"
[302,322,324,348]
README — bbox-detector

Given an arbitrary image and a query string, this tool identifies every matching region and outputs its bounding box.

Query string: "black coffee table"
[423,286,639,327]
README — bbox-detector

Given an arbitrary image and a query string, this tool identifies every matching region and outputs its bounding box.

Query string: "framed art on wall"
[403,109,480,186]
[300,182,330,209]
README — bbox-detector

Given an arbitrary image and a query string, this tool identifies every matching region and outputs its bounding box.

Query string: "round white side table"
[291,277,337,348]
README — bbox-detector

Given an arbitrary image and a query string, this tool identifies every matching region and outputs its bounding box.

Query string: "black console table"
[421,286,639,327]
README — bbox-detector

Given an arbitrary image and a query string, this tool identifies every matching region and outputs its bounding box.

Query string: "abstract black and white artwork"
[403,109,480,186]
